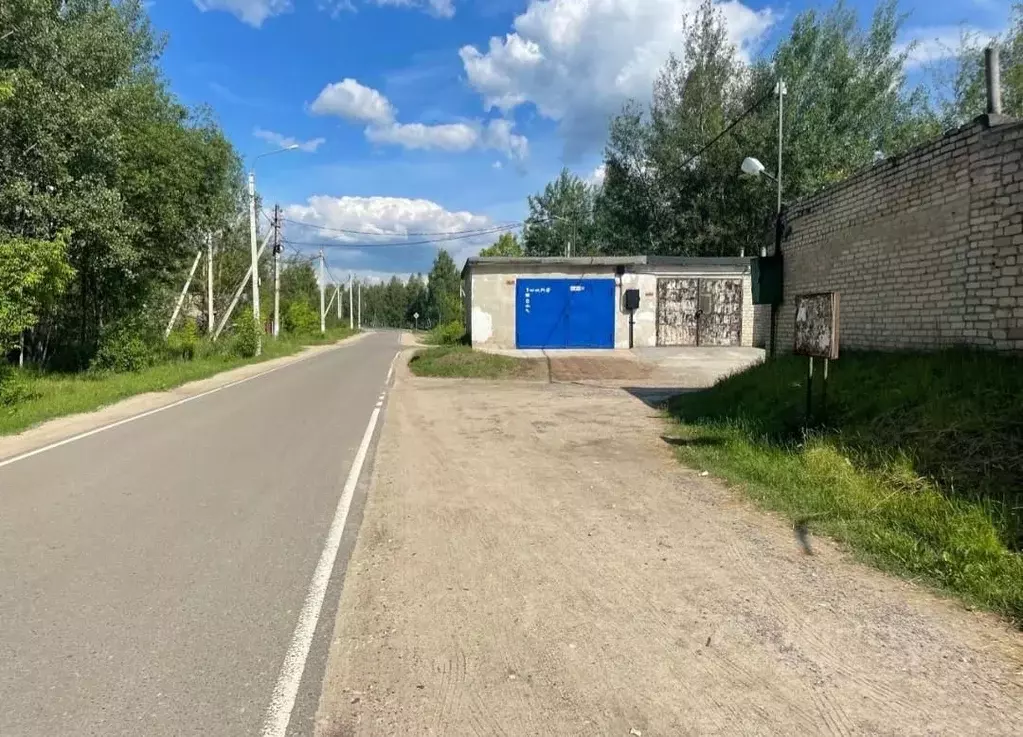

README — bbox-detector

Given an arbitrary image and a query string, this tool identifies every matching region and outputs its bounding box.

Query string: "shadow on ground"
[623,386,700,409]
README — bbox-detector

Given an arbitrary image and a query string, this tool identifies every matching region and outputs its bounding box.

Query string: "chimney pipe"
[985,45,1002,116]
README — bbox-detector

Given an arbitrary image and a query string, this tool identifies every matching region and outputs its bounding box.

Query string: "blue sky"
[148,0,1014,280]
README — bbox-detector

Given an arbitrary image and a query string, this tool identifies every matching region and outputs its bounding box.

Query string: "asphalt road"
[0,331,400,737]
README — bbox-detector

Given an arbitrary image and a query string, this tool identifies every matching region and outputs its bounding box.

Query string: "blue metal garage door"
[515,279,616,349]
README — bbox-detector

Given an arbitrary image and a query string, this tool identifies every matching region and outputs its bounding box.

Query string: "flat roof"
[461,255,752,277]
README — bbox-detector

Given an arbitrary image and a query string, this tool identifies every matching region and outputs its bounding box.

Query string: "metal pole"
[985,45,1003,115]
[248,171,262,356]
[319,249,326,334]
[272,205,281,338]
[165,249,204,338]
[348,272,354,330]
[777,78,785,216]
[806,356,814,423]
[206,232,215,335]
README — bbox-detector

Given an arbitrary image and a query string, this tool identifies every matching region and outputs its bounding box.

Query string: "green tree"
[593,0,937,257]
[0,0,241,367]
[427,250,461,325]
[0,231,74,350]
[524,169,596,256]
[479,232,523,257]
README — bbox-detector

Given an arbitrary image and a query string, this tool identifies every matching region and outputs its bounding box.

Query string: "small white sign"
[413,312,420,319]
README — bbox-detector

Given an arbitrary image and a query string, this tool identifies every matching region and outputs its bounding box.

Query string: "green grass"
[0,327,357,436]
[667,349,1023,623]
[409,345,542,379]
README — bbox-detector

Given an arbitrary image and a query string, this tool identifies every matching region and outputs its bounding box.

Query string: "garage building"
[461,256,769,351]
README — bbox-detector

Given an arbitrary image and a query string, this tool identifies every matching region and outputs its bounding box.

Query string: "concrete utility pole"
[247,172,262,356]
[319,249,326,334]
[348,271,354,330]
[272,204,282,338]
[986,45,1003,115]
[776,78,786,217]
[214,230,273,341]
[206,232,215,335]
[358,281,362,329]
[336,282,342,320]
[166,249,204,339]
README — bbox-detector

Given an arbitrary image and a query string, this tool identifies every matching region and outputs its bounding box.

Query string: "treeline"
[357,249,462,330]
[1,0,247,370]
[512,0,1023,259]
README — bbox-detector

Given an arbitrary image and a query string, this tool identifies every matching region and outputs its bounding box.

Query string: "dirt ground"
[314,356,1023,737]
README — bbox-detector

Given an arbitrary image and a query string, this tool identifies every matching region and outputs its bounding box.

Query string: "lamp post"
[248,145,299,356]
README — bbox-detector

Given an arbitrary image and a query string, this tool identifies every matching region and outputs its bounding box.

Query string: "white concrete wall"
[468,263,758,350]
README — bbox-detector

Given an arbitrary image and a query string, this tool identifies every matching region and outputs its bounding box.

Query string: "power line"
[282,223,520,250]
[282,216,522,238]
[678,85,777,171]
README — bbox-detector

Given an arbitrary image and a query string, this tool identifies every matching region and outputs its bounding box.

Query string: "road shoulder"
[314,360,1023,736]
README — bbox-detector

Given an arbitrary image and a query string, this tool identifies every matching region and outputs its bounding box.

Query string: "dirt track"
[315,356,1023,736]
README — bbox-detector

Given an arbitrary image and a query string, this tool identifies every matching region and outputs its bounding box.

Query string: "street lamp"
[247,145,299,355]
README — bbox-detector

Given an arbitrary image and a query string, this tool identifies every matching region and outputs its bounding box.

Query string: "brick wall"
[773,115,1023,353]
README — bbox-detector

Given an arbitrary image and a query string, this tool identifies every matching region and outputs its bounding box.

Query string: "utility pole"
[358,281,362,329]
[272,204,282,338]
[348,271,354,330]
[165,249,204,339]
[247,171,262,356]
[777,78,786,217]
[319,249,326,334]
[206,232,215,335]
[336,282,342,320]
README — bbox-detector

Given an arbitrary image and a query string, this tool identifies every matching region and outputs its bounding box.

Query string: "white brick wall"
[773,117,1023,353]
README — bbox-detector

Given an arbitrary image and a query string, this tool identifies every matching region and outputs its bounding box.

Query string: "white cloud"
[586,163,606,186]
[284,195,492,243]
[483,118,529,161]
[283,195,498,270]
[898,25,1001,69]
[254,128,326,152]
[310,78,396,125]
[366,121,479,151]
[369,0,455,18]
[459,0,774,155]
[311,78,529,160]
[193,0,291,27]
[492,160,504,169]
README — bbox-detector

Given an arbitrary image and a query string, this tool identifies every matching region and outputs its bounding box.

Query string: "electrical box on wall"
[624,289,641,311]
[752,254,784,305]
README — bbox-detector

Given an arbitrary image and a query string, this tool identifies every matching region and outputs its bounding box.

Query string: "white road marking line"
[259,403,383,737]
[0,357,307,470]
[386,365,394,383]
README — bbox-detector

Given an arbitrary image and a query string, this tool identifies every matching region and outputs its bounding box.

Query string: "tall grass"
[667,349,1023,622]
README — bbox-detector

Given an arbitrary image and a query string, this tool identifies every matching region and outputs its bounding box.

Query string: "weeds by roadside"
[409,345,543,379]
[667,349,1023,623]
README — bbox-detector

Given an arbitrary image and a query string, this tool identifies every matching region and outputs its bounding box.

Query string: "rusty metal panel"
[698,279,743,346]
[794,291,840,358]
[656,278,698,346]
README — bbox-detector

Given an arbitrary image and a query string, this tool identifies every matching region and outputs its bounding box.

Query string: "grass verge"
[0,327,357,436]
[409,345,544,379]
[667,349,1023,623]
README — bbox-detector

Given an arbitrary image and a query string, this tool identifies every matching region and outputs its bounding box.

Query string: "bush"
[0,364,38,406]
[91,316,159,373]
[429,320,467,346]
[231,308,261,358]
[283,301,318,336]
[165,319,199,361]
